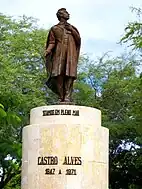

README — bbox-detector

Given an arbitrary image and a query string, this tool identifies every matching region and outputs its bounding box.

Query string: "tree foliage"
[74,53,142,188]
[0,103,21,189]
[0,13,50,189]
[120,7,142,53]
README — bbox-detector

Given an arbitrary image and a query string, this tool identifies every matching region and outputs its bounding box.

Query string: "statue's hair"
[56,8,67,21]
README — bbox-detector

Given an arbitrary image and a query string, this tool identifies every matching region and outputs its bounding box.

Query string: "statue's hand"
[65,24,73,31]
[45,49,51,57]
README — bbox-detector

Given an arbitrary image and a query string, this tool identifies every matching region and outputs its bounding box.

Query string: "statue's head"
[56,8,70,21]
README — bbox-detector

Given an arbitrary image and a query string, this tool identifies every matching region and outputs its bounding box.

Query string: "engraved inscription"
[63,156,82,165]
[66,169,77,175]
[37,156,82,176]
[38,156,58,165]
[45,168,55,175]
[43,109,79,116]
[72,110,79,116]
[58,169,62,174]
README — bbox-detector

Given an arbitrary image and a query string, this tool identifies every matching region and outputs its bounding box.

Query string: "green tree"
[100,58,142,189]
[120,7,142,53]
[0,13,53,188]
[0,103,21,189]
[75,54,142,188]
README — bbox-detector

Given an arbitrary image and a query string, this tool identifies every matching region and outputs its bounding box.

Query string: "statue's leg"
[57,75,64,102]
[64,76,74,102]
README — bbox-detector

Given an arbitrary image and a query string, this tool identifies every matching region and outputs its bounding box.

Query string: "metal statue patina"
[45,8,81,103]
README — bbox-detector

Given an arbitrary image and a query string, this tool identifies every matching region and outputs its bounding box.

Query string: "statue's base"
[21,105,109,189]
[58,101,75,105]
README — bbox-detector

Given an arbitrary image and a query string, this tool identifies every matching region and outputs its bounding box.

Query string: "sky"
[0,0,142,58]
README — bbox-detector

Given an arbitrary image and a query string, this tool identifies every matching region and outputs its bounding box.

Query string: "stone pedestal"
[21,105,109,189]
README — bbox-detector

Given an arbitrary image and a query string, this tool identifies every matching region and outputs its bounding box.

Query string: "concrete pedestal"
[21,105,109,189]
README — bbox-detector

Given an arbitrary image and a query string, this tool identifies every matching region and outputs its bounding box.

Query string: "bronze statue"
[45,8,81,103]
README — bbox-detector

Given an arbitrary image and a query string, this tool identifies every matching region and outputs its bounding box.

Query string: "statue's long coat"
[45,23,81,95]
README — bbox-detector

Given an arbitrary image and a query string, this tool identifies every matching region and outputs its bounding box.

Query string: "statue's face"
[60,10,70,20]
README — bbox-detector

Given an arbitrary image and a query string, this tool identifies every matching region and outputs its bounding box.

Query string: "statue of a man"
[45,8,81,103]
